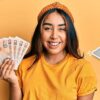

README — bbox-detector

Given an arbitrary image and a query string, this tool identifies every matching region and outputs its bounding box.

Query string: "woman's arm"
[77,92,94,100]
[10,80,22,100]
[0,58,22,100]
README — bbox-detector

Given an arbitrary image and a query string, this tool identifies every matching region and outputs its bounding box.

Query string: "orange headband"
[38,2,74,22]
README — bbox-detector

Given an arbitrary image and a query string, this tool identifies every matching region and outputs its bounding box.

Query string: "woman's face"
[40,12,67,55]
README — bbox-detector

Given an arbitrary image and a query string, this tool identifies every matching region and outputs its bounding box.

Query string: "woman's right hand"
[0,58,23,100]
[0,58,18,85]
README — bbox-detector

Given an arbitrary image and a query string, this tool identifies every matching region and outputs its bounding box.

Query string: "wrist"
[10,79,19,88]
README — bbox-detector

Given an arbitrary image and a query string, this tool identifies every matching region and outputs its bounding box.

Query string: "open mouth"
[48,41,61,48]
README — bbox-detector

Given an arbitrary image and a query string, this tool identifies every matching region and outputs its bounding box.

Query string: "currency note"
[0,38,10,65]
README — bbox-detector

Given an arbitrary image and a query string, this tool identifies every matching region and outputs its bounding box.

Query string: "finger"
[5,60,15,76]
[4,61,15,81]
[2,58,10,63]
[0,59,10,76]
[1,59,12,77]
[9,61,15,74]
[0,58,10,72]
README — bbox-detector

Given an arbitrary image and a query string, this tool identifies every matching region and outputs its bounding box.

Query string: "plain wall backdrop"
[0,0,100,100]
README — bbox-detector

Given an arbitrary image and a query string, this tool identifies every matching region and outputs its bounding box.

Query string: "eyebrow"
[43,23,66,26]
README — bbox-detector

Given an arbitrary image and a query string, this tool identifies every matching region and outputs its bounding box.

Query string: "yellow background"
[0,0,100,100]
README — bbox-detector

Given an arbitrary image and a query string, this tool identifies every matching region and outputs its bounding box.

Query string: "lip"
[48,41,61,43]
[47,41,61,49]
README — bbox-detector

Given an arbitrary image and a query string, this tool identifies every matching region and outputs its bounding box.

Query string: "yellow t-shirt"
[17,53,97,100]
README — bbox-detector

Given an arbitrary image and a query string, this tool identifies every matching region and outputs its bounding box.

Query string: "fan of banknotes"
[0,36,30,70]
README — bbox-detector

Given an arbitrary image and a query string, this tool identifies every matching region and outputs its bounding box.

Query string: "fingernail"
[5,58,10,62]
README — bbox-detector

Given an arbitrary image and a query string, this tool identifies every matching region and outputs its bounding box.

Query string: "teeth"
[49,42,60,46]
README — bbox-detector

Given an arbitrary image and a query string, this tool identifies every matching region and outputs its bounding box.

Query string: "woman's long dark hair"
[24,8,84,64]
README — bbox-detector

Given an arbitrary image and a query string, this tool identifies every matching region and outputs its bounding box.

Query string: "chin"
[47,49,63,55]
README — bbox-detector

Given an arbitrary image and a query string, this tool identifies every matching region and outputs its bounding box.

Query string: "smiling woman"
[40,12,67,61]
[0,2,97,100]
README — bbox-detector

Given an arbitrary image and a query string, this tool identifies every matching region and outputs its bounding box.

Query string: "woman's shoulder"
[69,54,94,73]
[69,54,89,65]
[70,55,95,77]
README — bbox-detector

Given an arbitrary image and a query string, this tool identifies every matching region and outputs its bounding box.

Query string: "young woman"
[0,2,97,100]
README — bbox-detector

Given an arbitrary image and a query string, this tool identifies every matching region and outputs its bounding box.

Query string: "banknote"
[0,36,30,70]
[8,37,14,59]
[0,38,10,65]
[15,37,30,69]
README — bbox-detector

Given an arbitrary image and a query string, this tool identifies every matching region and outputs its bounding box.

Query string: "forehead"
[42,12,66,26]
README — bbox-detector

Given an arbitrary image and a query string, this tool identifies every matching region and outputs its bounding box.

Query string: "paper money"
[15,37,30,68]
[0,36,30,70]
[8,37,14,59]
[0,38,10,65]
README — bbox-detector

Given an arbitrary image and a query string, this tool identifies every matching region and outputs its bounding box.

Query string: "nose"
[50,29,58,39]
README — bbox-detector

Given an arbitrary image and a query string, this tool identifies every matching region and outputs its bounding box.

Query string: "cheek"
[41,32,50,41]
[60,33,67,42]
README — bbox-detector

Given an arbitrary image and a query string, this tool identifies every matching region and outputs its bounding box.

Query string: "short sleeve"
[77,61,97,96]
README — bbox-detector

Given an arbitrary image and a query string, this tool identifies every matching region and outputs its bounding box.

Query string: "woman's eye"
[44,27,52,30]
[59,28,66,31]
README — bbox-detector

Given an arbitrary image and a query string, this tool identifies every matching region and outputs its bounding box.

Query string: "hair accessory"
[38,2,74,22]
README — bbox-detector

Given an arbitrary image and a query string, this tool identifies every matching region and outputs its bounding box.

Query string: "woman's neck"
[44,51,67,64]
